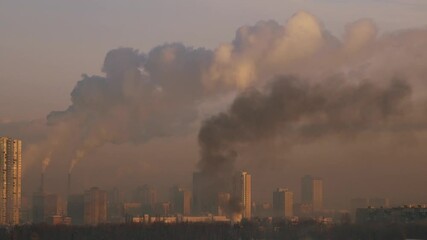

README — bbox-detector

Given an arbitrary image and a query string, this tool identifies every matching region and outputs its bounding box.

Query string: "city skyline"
[2,2,427,218]
[0,144,417,227]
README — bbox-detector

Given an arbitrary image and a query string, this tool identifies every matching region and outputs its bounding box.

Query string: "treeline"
[1,221,427,240]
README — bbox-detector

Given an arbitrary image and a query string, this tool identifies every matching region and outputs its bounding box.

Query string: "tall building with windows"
[232,171,251,219]
[0,137,22,225]
[301,175,323,212]
[273,188,294,218]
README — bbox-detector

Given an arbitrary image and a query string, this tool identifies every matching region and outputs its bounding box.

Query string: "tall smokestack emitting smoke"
[42,152,52,173]
[40,172,44,193]
[67,173,71,196]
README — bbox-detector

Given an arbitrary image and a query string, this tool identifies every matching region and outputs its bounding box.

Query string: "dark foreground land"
[2,221,427,240]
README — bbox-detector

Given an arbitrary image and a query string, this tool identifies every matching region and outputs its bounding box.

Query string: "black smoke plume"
[197,75,411,193]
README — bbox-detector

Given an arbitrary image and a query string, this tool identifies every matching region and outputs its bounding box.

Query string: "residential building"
[0,137,22,225]
[83,187,107,225]
[232,171,251,219]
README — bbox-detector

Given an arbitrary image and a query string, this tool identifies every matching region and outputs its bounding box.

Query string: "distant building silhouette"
[356,205,427,224]
[368,197,390,208]
[155,202,171,216]
[171,186,191,215]
[67,194,84,224]
[301,175,323,212]
[133,185,157,214]
[192,172,203,214]
[108,188,125,223]
[83,187,107,225]
[192,172,217,215]
[350,198,369,221]
[273,188,293,218]
[32,193,62,223]
[350,197,390,222]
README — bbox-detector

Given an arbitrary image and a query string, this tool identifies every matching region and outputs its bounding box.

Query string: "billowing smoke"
[45,45,213,172]
[195,11,427,190]
[18,10,427,193]
[197,76,412,192]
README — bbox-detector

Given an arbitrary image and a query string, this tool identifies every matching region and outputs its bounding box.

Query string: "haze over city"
[2,0,427,224]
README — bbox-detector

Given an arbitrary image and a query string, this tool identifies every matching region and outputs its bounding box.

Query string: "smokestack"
[67,173,71,196]
[40,172,44,193]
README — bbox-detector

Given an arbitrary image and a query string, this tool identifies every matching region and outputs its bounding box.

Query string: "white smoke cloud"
[206,11,326,89]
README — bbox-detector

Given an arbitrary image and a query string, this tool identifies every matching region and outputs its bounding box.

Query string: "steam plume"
[41,151,52,173]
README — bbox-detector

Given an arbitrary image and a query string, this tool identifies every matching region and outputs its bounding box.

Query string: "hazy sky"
[2,1,427,208]
[1,0,427,120]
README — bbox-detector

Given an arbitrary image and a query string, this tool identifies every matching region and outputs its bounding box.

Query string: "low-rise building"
[356,205,427,224]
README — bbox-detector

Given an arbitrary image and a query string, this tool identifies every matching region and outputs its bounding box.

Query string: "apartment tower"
[233,171,251,219]
[0,137,22,225]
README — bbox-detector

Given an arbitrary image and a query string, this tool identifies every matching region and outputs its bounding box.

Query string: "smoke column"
[197,75,412,196]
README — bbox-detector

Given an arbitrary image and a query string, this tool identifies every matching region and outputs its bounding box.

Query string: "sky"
[1,0,427,208]
[1,0,427,120]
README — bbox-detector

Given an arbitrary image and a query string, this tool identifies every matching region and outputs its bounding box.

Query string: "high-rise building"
[32,192,45,223]
[192,172,203,214]
[67,194,84,225]
[108,188,125,223]
[83,187,107,225]
[192,172,216,215]
[0,137,22,225]
[301,175,312,204]
[301,175,323,212]
[171,186,192,215]
[232,171,251,219]
[273,188,294,218]
[134,185,157,214]
[312,178,323,211]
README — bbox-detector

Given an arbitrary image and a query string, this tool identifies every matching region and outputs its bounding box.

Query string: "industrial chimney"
[67,173,71,196]
[40,172,44,193]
